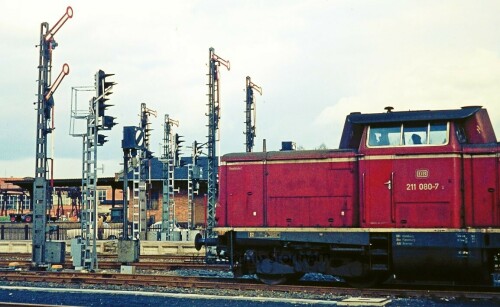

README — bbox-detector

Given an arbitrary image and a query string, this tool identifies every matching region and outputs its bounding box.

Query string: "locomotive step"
[330,247,365,253]
[370,249,388,256]
[370,234,390,241]
[370,264,389,271]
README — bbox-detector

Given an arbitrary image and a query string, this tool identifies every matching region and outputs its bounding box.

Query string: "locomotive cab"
[200,106,500,287]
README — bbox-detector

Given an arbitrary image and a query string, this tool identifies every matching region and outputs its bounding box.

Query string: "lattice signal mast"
[187,140,201,230]
[206,48,229,235]
[161,115,178,240]
[140,103,157,158]
[244,76,262,152]
[136,103,156,240]
[32,7,73,268]
[79,70,116,271]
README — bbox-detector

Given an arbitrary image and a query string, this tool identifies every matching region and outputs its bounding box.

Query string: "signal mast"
[161,115,178,240]
[244,76,262,152]
[134,103,156,240]
[78,70,116,271]
[32,6,73,268]
[206,48,230,236]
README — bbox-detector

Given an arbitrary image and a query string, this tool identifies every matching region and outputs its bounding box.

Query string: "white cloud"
[315,50,500,147]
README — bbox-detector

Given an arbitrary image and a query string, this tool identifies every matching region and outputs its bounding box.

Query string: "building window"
[22,196,30,211]
[97,190,107,203]
[149,190,159,210]
[8,195,15,210]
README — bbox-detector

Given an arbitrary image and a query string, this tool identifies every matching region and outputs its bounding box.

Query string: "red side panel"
[360,155,462,228]
[392,157,461,228]
[219,162,265,227]
[266,161,357,227]
[463,150,499,227]
[359,158,394,227]
[218,151,358,228]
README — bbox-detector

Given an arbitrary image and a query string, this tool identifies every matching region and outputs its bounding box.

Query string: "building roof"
[0,178,25,193]
[3,177,121,194]
[4,156,215,195]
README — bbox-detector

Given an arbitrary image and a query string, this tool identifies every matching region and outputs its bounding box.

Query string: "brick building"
[131,156,210,227]
[0,178,30,219]
[2,156,213,227]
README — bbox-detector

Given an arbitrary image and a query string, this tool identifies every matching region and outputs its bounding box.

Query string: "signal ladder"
[138,158,148,240]
[161,157,175,239]
[187,164,194,229]
[81,128,98,270]
[132,161,140,239]
[168,158,176,230]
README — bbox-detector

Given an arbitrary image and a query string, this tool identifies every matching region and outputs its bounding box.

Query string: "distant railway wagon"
[197,106,500,287]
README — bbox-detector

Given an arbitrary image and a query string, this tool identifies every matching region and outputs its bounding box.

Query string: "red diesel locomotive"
[197,106,500,286]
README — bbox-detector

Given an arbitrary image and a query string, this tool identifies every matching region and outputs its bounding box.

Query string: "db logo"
[416,169,429,178]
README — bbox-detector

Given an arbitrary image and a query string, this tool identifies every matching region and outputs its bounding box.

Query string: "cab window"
[403,124,427,145]
[368,122,448,147]
[368,125,402,146]
[429,122,448,144]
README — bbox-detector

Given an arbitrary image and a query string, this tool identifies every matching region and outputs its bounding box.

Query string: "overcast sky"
[1,1,500,179]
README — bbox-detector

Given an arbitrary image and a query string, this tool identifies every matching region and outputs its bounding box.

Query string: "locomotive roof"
[222,149,356,162]
[346,106,482,124]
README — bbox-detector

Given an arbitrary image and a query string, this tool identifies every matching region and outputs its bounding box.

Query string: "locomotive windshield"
[368,122,448,147]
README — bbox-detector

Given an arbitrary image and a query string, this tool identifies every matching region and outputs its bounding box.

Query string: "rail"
[0,270,498,302]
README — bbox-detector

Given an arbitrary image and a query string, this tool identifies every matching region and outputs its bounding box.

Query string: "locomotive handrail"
[362,173,366,223]
[390,172,395,223]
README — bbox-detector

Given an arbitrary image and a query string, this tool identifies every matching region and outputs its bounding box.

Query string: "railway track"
[0,253,204,262]
[1,253,499,302]
[0,270,498,302]
[0,253,228,271]
[0,261,227,271]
